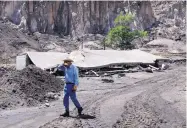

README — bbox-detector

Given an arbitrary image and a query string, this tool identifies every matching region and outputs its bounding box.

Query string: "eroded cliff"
[0,1,186,41]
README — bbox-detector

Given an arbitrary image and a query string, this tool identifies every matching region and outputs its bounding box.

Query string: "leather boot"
[60,110,69,117]
[78,107,83,116]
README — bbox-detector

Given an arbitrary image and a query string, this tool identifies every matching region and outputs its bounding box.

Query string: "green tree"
[114,12,135,26]
[105,12,147,50]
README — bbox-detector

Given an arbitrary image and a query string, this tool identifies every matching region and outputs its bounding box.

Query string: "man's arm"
[57,64,65,71]
[74,67,79,86]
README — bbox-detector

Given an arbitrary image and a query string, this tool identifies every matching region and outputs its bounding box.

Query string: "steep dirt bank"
[0,21,79,63]
[0,21,40,63]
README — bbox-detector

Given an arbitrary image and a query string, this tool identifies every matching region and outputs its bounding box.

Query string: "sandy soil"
[0,64,185,128]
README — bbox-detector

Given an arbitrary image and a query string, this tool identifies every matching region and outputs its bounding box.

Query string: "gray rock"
[45,103,50,107]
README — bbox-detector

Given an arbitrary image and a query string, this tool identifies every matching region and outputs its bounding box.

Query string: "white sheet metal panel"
[26,52,69,69]
[26,50,164,70]
[16,55,28,70]
[71,49,163,69]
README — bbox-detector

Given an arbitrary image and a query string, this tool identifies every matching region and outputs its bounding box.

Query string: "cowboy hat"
[63,58,74,62]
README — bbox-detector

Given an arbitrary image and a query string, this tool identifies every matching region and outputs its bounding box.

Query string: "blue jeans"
[63,83,81,111]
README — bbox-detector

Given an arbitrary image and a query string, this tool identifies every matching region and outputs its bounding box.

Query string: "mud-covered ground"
[0,63,185,128]
[41,63,186,128]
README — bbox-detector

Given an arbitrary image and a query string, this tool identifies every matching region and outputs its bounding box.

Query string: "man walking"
[57,58,83,117]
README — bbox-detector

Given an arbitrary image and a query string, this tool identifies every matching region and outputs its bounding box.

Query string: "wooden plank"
[149,65,159,70]
[90,70,100,77]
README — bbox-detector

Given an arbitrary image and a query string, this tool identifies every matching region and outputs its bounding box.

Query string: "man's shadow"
[69,114,96,119]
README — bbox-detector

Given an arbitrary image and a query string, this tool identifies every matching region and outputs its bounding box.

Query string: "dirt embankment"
[0,21,41,64]
[0,65,64,110]
[0,20,80,63]
[141,38,186,60]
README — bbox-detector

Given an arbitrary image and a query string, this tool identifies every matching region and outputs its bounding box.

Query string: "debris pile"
[79,62,170,77]
[80,68,139,77]
[0,67,13,77]
[0,65,64,110]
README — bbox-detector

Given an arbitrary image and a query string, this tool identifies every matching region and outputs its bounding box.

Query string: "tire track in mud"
[41,79,147,128]
[72,67,186,128]
[113,67,186,128]
[41,66,186,128]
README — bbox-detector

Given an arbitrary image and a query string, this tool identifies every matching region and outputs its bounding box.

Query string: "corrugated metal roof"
[25,50,164,69]
[26,52,69,69]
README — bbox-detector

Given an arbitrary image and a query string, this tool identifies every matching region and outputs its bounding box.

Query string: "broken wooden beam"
[149,65,159,70]
[97,69,139,74]
[90,70,100,77]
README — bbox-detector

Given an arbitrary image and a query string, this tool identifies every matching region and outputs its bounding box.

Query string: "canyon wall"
[0,1,185,41]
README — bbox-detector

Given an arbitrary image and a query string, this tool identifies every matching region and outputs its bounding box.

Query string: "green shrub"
[105,12,147,50]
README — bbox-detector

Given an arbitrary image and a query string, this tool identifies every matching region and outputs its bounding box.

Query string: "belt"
[66,82,74,84]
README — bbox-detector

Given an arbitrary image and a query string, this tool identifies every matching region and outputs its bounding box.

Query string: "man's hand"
[72,85,77,92]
